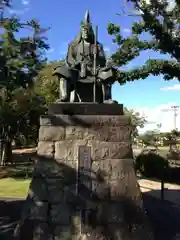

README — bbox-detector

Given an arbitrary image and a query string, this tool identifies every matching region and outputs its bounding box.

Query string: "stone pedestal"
[18,103,154,240]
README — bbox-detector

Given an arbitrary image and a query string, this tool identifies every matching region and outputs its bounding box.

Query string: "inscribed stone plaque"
[78,146,92,190]
[78,146,91,169]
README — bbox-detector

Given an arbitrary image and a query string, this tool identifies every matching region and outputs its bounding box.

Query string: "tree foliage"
[124,107,146,138]
[35,59,65,106]
[138,130,159,147]
[108,0,180,83]
[0,4,49,163]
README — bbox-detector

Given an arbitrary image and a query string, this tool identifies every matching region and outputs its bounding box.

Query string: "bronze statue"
[52,10,117,103]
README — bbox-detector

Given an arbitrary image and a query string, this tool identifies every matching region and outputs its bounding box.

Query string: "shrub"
[135,150,169,178]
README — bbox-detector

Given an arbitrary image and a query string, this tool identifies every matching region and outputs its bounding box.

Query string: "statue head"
[70,10,95,45]
[80,10,94,42]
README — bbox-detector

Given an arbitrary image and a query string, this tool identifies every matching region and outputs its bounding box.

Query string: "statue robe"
[66,39,106,73]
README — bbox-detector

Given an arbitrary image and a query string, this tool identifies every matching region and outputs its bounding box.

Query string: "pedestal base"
[48,102,123,115]
[17,104,154,240]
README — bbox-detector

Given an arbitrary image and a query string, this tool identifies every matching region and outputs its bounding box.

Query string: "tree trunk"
[0,140,3,166]
[1,140,12,165]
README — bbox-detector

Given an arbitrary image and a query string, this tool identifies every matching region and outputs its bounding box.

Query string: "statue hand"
[72,61,80,68]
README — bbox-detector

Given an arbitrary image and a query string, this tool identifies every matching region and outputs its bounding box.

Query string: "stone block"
[33,223,50,240]
[71,213,81,236]
[34,160,66,178]
[40,114,131,127]
[109,180,126,200]
[54,226,72,240]
[28,176,48,201]
[29,201,48,220]
[47,182,64,204]
[91,159,133,180]
[48,103,123,115]
[91,180,110,200]
[50,204,71,224]
[54,140,87,161]
[108,169,141,201]
[65,125,132,142]
[92,126,131,142]
[88,141,133,160]
[96,203,124,224]
[65,126,84,140]
[39,126,65,141]
[37,141,54,158]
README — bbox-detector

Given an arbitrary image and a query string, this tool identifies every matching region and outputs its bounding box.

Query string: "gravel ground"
[0,194,180,240]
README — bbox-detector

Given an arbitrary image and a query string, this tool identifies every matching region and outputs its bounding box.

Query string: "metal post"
[161,179,164,201]
[93,25,98,103]
[161,166,165,201]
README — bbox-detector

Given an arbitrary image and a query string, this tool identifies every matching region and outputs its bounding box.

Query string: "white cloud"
[160,84,180,91]
[166,0,175,10]
[134,103,180,133]
[22,0,29,5]
[8,7,30,15]
[123,28,131,33]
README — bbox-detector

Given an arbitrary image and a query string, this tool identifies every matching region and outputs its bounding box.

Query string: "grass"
[0,165,33,179]
[0,178,31,198]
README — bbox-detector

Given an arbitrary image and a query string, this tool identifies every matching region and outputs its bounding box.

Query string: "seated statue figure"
[52,10,117,103]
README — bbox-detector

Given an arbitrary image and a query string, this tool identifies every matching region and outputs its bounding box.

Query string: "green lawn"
[0,178,30,198]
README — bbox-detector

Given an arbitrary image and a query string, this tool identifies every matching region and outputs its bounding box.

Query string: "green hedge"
[135,150,169,178]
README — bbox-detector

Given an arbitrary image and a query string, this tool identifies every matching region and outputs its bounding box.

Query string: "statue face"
[81,26,89,40]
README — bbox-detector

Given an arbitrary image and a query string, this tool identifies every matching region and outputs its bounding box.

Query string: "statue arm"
[66,44,79,68]
[97,43,106,67]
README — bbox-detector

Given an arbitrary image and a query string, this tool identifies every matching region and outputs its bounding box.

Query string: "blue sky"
[7,0,180,131]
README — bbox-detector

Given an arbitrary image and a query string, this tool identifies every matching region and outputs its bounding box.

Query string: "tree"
[35,59,65,106]
[0,9,49,164]
[138,130,159,148]
[124,107,146,138]
[107,0,180,83]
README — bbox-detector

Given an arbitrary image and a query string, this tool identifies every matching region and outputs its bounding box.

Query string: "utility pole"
[162,105,180,130]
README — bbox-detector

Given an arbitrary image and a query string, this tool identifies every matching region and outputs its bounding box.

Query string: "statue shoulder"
[67,41,78,54]
[97,42,104,50]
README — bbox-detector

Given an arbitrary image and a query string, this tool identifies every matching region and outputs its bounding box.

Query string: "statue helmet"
[81,10,93,30]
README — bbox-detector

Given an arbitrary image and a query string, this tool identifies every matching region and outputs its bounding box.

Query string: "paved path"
[139,178,180,207]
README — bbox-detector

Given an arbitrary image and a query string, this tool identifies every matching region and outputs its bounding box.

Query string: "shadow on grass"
[0,165,33,180]
[0,150,36,179]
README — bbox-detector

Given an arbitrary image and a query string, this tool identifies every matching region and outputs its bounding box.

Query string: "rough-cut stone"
[37,141,54,158]
[66,126,84,140]
[53,226,72,240]
[91,180,110,200]
[88,141,133,160]
[28,177,48,201]
[29,201,48,220]
[39,126,65,141]
[65,125,132,142]
[91,159,133,180]
[54,140,87,161]
[40,114,131,127]
[50,204,71,224]
[55,140,132,162]
[33,223,50,240]
[18,103,154,240]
